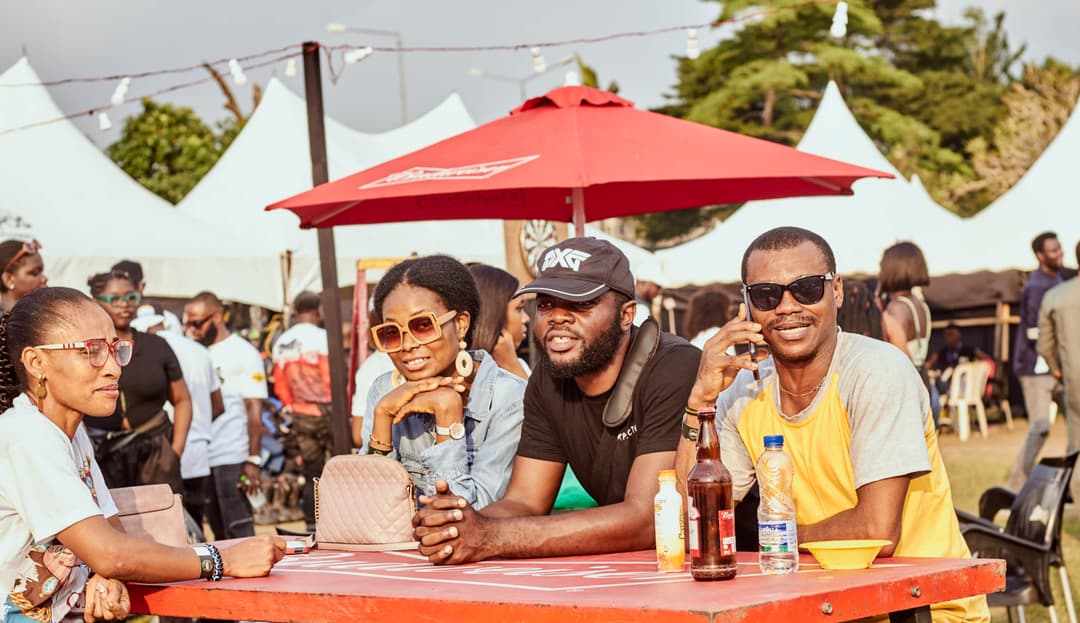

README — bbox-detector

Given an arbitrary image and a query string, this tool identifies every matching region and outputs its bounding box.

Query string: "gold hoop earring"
[455,340,474,377]
[34,374,47,400]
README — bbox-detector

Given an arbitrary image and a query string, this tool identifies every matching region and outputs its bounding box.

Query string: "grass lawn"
[940,414,1079,623]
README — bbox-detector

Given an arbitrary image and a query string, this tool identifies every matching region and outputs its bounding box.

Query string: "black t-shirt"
[89,330,183,431]
[517,331,701,506]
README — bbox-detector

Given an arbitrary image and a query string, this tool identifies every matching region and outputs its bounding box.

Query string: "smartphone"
[743,289,760,381]
[285,539,312,555]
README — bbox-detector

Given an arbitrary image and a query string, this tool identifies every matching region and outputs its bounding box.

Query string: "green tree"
[107,100,235,204]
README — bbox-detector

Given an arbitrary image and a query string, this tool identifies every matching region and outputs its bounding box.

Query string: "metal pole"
[394,32,407,124]
[571,188,586,236]
[302,41,351,456]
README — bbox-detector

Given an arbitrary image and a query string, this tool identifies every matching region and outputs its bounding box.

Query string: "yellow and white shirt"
[717,331,988,623]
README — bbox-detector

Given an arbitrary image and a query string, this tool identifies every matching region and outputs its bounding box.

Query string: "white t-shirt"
[159,331,221,479]
[207,333,268,467]
[0,396,117,621]
[350,351,395,418]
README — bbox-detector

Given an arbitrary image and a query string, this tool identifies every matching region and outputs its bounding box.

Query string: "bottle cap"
[658,469,677,482]
[763,434,784,448]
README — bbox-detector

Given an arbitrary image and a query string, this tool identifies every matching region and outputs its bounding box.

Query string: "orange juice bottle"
[654,469,685,572]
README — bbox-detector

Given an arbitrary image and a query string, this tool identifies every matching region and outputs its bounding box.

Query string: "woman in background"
[467,264,530,379]
[0,239,46,314]
[84,270,192,494]
[0,287,282,623]
[837,277,884,340]
[879,242,932,366]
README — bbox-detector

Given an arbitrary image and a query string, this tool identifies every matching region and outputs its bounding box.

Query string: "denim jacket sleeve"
[417,366,525,508]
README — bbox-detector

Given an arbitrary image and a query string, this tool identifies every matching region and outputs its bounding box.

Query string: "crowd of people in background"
[6,224,1080,622]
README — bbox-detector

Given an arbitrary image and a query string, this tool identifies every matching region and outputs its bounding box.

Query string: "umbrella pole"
[303,41,351,456]
[572,188,585,236]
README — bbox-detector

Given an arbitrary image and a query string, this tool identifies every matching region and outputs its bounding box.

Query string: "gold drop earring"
[455,339,474,377]
[34,374,47,400]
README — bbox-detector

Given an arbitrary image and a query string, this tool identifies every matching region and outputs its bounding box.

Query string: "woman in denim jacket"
[361,256,525,508]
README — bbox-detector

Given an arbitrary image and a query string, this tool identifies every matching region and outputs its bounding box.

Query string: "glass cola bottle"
[686,409,737,581]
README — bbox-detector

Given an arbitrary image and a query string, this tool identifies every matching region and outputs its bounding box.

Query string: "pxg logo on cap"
[515,237,636,303]
[540,248,592,272]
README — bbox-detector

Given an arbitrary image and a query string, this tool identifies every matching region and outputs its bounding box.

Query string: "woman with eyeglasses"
[0,239,47,314]
[360,256,525,508]
[83,270,192,495]
[0,287,284,623]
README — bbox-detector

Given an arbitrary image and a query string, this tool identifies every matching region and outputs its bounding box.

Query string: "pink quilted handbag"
[314,454,419,551]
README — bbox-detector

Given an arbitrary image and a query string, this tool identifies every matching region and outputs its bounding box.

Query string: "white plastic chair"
[948,361,992,442]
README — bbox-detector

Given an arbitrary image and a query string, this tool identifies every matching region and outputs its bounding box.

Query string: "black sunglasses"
[744,273,835,312]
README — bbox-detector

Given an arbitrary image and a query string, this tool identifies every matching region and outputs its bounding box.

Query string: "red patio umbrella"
[267,86,891,234]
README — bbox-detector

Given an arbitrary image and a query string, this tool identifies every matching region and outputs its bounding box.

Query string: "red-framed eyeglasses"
[36,339,134,368]
[2,240,41,275]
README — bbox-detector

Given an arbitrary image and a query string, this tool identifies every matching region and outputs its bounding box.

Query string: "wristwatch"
[435,422,466,440]
[245,454,263,467]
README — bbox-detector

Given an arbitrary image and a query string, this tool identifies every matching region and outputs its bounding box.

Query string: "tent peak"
[512,86,633,115]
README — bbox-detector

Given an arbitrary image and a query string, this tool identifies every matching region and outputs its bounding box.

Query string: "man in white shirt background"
[184,291,268,539]
[270,291,333,532]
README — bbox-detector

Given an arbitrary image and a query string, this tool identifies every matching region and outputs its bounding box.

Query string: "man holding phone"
[677,226,987,623]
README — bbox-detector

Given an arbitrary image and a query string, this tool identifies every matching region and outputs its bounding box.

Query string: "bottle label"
[687,501,700,557]
[718,509,736,556]
[758,520,797,553]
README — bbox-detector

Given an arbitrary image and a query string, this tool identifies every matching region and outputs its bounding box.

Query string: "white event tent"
[928,94,1080,274]
[0,58,282,306]
[178,78,505,300]
[658,81,963,284]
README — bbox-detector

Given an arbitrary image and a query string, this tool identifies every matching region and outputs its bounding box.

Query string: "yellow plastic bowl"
[801,539,892,570]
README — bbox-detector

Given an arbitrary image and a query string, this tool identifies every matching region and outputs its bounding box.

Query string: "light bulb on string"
[344,46,374,64]
[227,58,248,86]
[284,58,298,77]
[98,112,112,132]
[830,1,849,38]
[530,47,546,73]
[109,77,130,106]
[686,29,701,60]
[564,70,581,86]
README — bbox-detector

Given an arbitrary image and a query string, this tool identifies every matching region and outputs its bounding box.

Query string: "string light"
[530,47,546,74]
[830,1,848,38]
[344,46,374,64]
[564,70,581,86]
[109,77,130,106]
[686,29,700,60]
[0,0,842,136]
[227,58,248,85]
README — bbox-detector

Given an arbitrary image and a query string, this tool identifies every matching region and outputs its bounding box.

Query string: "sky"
[2,1,1078,148]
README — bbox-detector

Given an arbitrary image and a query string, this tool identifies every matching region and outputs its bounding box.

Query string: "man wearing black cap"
[413,237,701,564]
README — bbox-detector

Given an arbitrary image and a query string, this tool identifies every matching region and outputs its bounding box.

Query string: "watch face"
[449,422,466,440]
[519,220,559,276]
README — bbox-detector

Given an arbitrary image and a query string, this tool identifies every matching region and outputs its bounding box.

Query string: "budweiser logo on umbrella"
[360,155,540,189]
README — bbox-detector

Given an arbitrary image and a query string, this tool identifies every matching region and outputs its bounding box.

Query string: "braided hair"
[373,255,480,346]
[87,269,135,297]
[0,287,89,412]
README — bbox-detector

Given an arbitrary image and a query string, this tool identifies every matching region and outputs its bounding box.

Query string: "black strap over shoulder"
[588,318,661,500]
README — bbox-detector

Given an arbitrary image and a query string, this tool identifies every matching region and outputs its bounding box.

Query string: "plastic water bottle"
[653,469,685,572]
[756,435,799,574]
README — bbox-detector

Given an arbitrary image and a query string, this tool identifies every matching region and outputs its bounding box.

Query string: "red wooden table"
[128,549,1003,623]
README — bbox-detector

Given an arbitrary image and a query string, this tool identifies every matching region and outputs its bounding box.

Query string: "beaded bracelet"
[204,543,224,581]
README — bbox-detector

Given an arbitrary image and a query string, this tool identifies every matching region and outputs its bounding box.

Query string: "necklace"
[778,374,827,398]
